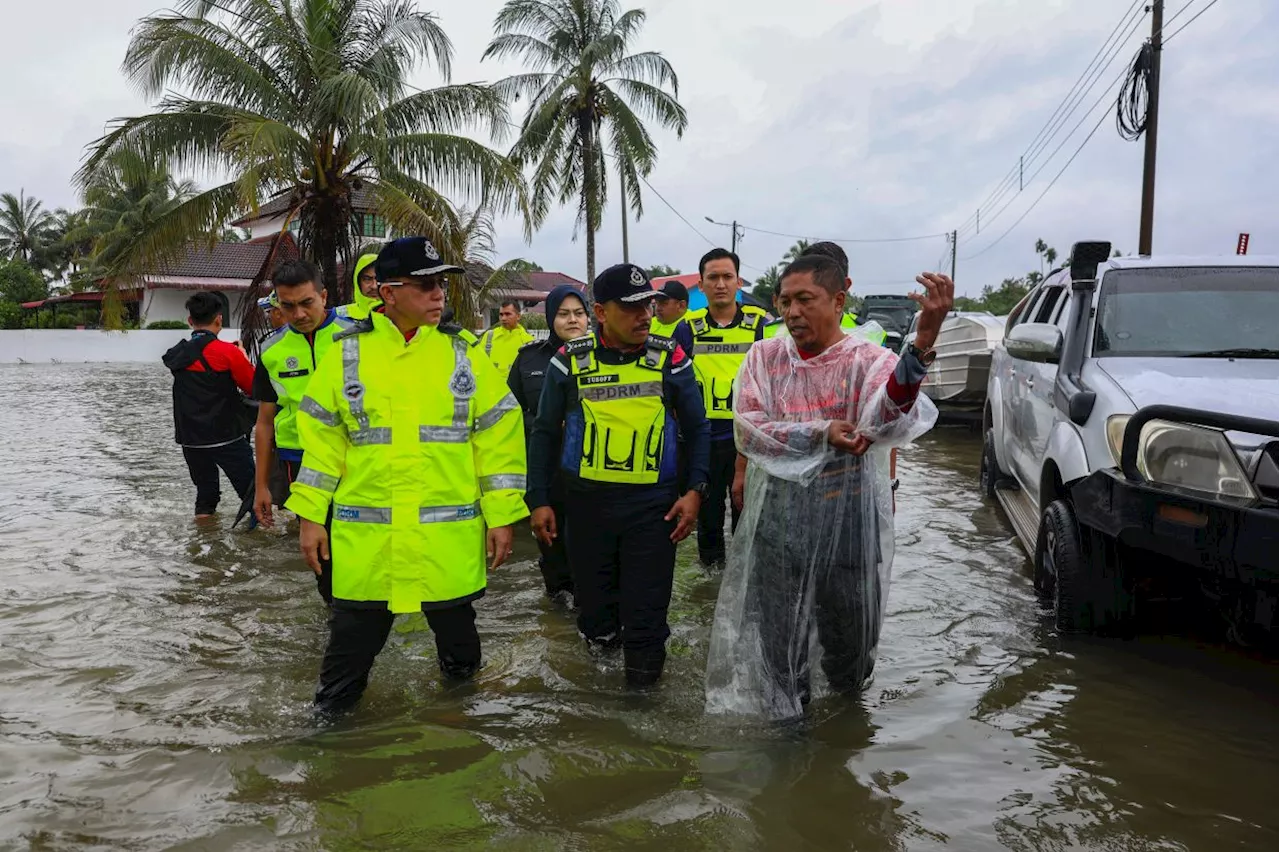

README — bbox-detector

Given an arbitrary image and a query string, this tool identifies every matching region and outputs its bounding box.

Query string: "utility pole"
[949,230,957,282]
[620,169,630,263]
[704,216,745,253]
[1138,0,1163,256]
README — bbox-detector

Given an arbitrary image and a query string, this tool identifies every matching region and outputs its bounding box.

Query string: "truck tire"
[977,424,1008,498]
[1037,499,1134,636]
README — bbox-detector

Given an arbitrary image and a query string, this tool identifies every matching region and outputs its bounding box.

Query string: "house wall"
[141,290,247,326]
[0,329,243,364]
[242,212,391,242]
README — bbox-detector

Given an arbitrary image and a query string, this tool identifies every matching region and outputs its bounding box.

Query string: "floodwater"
[0,363,1274,852]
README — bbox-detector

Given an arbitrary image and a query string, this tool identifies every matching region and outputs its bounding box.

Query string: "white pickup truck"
[980,243,1278,646]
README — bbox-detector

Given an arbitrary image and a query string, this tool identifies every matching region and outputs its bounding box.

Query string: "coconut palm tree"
[484,0,687,292]
[0,191,58,266]
[782,239,813,265]
[751,264,781,303]
[79,0,529,304]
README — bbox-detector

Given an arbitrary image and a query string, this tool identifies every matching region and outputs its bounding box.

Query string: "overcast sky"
[1,0,1275,295]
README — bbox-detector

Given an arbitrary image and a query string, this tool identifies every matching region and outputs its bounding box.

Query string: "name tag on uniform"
[580,374,620,385]
[456,505,477,521]
[278,369,310,379]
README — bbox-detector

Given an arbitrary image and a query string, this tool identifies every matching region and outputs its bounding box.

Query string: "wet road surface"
[0,364,1274,850]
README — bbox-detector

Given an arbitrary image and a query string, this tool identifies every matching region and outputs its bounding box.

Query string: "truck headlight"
[1108,415,1257,500]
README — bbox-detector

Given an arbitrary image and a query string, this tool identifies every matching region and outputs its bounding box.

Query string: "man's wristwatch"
[906,342,937,367]
[692,482,710,500]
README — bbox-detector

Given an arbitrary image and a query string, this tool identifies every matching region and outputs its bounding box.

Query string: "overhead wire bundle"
[1115,40,1154,141]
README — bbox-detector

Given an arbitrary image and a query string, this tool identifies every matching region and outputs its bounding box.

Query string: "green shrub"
[521,312,548,330]
[0,301,23,330]
[146,320,190,330]
[53,315,83,329]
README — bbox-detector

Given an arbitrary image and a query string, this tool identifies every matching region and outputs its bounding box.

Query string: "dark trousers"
[182,438,255,516]
[314,603,482,713]
[564,487,677,686]
[535,474,574,597]
[751,476,882,709]
[278,459,333,605]
[697,438,741,564]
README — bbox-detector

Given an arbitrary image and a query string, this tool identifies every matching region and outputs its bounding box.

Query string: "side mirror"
[1006,322,1062,364]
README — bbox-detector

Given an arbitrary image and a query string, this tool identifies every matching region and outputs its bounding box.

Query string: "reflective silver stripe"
[693,342,753,355]
[419,502,481,524]
[451,338,472,427]
[342,335,369,431]
[299,395,340,427]
[350,427,392,446]
[474,393,519,433]
[420,425,470,443]
[268,377,287,400]
[333,504,391,524]
[579,381,664,402]
[484,331,494,356]
[296,466,339,492]
[480,474,526,493]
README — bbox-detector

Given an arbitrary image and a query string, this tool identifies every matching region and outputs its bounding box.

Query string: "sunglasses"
[383,278,446,293]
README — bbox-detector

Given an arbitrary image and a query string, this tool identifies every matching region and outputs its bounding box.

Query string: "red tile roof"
[649,272,700,291]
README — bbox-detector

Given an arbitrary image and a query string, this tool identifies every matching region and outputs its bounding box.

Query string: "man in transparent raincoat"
[706,254,953,720]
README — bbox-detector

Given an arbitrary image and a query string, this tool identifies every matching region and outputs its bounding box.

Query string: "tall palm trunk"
[619,166,629,264]
[579,110,597,300]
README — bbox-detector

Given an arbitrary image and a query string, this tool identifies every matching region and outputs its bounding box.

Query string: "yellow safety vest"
[259,313,354,450]
[284,312,529,613]
[650,316,682,337]
[686,306,767,419]
[565,333,672,485]
[482,324,535,380]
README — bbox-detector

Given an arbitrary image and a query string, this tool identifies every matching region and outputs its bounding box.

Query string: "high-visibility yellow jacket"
[336,254,381,321]
[285,312,529,613]
[480,324,534,381]
[259,311,354,451]
[650,316,683,337]
[763,313,887,345]
[685,306,768,419]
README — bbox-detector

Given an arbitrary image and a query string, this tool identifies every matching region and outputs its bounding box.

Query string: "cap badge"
[629,267,645,287]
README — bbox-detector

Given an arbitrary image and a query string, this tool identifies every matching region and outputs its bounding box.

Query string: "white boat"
[902,312,1007,413]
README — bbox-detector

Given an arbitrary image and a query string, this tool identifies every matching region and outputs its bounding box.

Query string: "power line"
[955,0,1147,238]
[736,223,948,244]
[959,106,1112,261]
[1164,0,1222,42]
[957,2,1148,239]
[634,174,716,246]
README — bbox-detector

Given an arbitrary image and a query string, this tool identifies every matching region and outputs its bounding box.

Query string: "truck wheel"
[979,429,1009,498]
[1037,499,1134,635]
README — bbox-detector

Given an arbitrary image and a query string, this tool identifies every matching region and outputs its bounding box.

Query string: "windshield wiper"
[1183,348,1279,359]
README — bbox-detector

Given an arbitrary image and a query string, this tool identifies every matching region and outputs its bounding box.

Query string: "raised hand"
[908,272,956,349]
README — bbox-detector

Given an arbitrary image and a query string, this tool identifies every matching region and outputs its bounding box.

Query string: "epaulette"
[645,333,677,352]
[439,323,479,346]
[518,338,542,351]
[333,318,374,341]
[563,334,596,356]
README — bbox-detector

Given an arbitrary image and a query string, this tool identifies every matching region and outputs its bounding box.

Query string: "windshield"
[1094,266,1279,358]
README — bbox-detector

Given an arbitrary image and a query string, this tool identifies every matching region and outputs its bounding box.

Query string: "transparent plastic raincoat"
[705,332,937,720]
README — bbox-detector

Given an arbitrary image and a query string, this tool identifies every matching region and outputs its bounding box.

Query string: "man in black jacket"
[508,284,589,602]
[162,291,257,519]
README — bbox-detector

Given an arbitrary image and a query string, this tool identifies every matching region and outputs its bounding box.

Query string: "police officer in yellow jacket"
[252,261,355,589]
[675,248,767,566]
[649,278,689,336]
[481,299,534,379]
[286,237,528,713]
[528,264,711,687]
[336,252,381,321]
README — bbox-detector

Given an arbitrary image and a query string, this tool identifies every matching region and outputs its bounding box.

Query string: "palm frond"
[604,50,679,94]
[482,32,565,69]
[373,84,510,141]
[609,78,688,136]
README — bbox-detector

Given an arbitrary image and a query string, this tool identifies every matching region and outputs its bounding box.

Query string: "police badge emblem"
[629,266,645,287]
[343,381,364,401]
[449,366,476,399]
[285,356,299,370]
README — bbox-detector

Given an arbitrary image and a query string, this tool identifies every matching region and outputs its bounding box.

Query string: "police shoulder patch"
[563,334,596,356]
[645,334,677,352]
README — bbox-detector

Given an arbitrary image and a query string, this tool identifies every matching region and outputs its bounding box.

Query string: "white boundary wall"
[0,329,244,364]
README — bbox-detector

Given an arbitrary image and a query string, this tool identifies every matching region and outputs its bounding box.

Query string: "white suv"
[981,242,1278,646]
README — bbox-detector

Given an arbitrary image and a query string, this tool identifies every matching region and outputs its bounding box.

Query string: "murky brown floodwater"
[0,363,1274,851]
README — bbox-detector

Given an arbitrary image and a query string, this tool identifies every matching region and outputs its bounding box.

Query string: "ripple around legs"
[0,366,1274,851]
